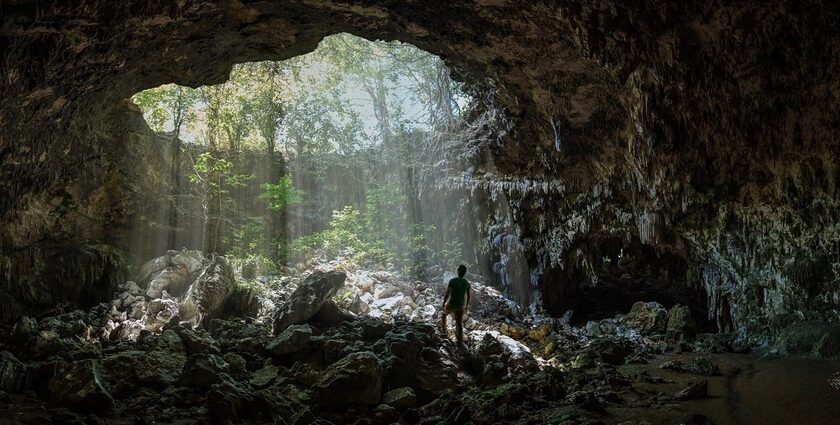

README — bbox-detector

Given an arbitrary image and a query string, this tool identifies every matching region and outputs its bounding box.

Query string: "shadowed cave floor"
[1,256,839,424]
[2,339,838,424]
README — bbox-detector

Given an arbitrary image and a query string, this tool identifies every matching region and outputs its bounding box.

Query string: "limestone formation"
[624,301,668,336]
[666,304,697,341]
[180,255,236,325]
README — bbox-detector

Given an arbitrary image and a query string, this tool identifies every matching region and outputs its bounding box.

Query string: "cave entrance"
[541,235,715,331]
[129,33,503,292]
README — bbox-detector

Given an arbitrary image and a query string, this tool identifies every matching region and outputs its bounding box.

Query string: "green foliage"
[189,152,253,253]
[260,175,304,211]
[132,32,468,156]
[190,152,250,187]
[289,206,369,261]
[131,33,477,276]
[132,84,199,136]
[228,221,267,259]
[288,181,463,275]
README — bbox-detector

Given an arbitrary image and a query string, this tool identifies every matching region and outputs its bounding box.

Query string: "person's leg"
[455,309,464,344]
[441,308,448,335]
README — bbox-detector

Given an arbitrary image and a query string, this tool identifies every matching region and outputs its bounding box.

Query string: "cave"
[2,2,840,424]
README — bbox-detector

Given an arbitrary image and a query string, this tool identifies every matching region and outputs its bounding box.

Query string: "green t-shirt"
[447,277,470,307]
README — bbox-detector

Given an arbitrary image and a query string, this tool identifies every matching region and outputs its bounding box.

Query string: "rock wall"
[1,1,839,342]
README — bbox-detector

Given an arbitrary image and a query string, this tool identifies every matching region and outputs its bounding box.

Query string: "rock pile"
[0,254,763,423]
[101,250,259,341]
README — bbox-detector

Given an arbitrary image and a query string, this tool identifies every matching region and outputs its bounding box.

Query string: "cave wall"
[1,1,839,343]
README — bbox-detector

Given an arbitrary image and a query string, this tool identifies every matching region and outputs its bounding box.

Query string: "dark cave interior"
[2,1,840,424]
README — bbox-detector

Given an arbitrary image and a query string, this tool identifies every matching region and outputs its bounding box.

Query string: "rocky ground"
[1,251,839,424]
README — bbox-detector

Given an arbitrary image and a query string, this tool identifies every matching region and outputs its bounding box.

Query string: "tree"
[190,152,249,253]
[132,32,484,273]
[250,62,287,156]
[260,175,303,211]
[132,84,199,138]
[200,85,230,150]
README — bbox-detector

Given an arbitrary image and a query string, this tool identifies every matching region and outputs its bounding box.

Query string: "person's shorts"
[444,304,465,314]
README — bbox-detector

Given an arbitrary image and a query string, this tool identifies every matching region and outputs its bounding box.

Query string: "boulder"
[495,334,536,369]
[624,301,668,335]
[691,333,734,353]
[218,285,261,318]
[374,284,400,299]
[476,333,505,357]
[371,294,406,312]
[170,250,207,275]
[673,380,708,400]
[584,337,634,365]
[413,364,459,400]
[178,353,229,388]
[659,358,717,376]
[180,255,236,325]
[11,315,38,343]
[256,386,314,424]
[357,319,391,340]
[815,332,840,358]
[146,265,190,299]
[118,281,144,296]
[369,271,393,283]
[567,390,603,411]
[223,353,248,380]
[137,253,173,284]
[0,292,22,324]
[249,365,279,388]
[173,325,221,355]
[528,323,552,341]
[151,329,187,352]
[777,321,840,357]
[211,381,312,424]
[0,351,25,392]
[207,381,249,422]
[666,304,697,341]
[144,296,180,331]
[310,300,354,326]
[572,352,596,369]
[272,270,347,334]
[102,347,187,394]
[312,351,382,406]
[109,320,143,341]
[347,296,370,315]
[47,360,113,413]
[266,324,312,356]
[500,323,527,339]
[128,301,146,320]
[689,357,719,376]
[382,387,417,408]
[351,274,375,293]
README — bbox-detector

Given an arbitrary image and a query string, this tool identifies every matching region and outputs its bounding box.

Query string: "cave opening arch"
[126,32,509,295]
[0,2,695,323]
[6,1,837,348]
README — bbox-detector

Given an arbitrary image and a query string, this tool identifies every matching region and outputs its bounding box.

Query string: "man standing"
[442,264,471,345]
